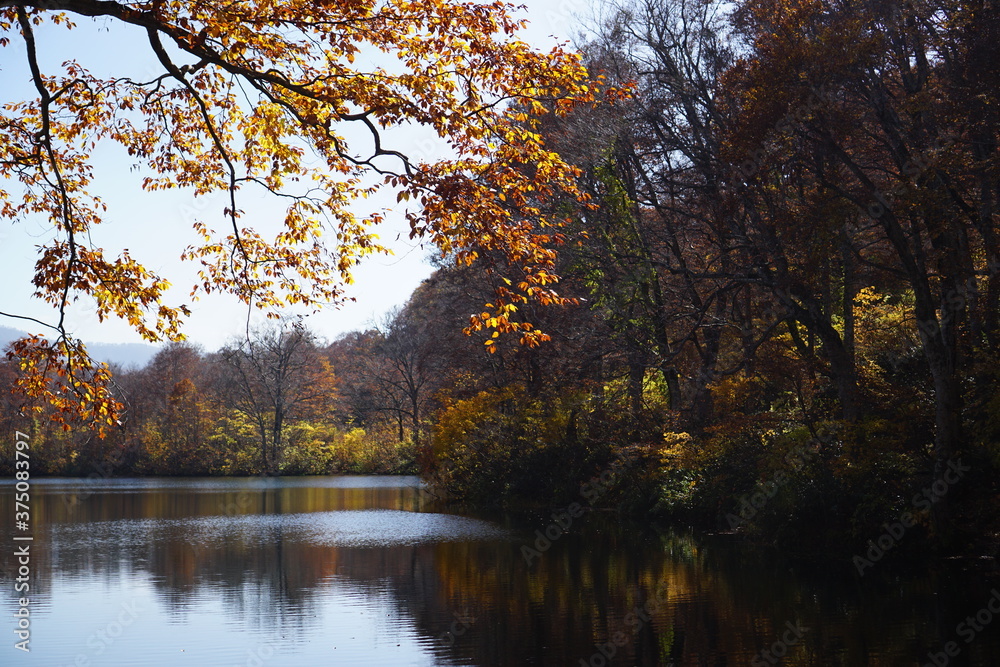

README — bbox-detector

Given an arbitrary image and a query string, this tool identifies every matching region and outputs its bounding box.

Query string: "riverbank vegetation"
[3,0,999,561]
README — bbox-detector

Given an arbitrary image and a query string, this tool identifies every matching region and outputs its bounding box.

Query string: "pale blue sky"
[0,0,595,350]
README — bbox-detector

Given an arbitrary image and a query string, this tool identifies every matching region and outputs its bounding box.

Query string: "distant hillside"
[0,325,160,370]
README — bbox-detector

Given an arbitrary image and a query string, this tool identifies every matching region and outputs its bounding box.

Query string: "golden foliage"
[1,0,598,431]
[6,335,121,437]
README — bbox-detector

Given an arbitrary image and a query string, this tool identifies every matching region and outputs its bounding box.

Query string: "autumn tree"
[125,341,207,424]
[555,0,740,427]
[571,0,963,434]
[327,326,417,442]
[219,320,335,473]
[0,0,594,432]
[118,342,216,471]
[325,330,384,429]
[330,297,455,448]
[725,0,999,512]
[374,306,437,447]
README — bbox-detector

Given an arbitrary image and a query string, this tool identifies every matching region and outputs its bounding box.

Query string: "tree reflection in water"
[1,477,998,666]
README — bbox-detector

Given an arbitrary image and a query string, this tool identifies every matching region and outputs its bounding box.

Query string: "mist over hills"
[0,325,160,370]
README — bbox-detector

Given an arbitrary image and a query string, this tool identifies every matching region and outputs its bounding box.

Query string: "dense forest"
[3,0,1000,561]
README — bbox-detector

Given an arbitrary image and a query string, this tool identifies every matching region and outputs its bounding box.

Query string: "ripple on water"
[51,510,511,550]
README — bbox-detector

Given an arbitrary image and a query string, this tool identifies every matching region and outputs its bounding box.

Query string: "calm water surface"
[2,476,999,666]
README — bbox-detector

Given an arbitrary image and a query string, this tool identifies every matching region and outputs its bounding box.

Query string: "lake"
[2,476,999,665]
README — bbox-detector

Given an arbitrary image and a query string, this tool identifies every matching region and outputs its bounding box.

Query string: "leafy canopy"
[0,0,595,432]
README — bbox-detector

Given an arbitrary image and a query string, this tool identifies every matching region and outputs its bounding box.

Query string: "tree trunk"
[842,234,857,367]
[660,364,681,412]
[271,409,284,475]
[787,298,861,423]
[628,359,644,418]
[920,316,963,546]
[256,416,269,475]
[411,400,420,448]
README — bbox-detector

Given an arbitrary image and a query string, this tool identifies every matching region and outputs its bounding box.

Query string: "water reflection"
[1,477,998,666]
